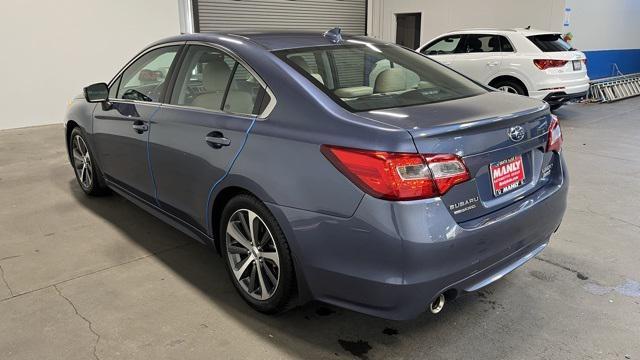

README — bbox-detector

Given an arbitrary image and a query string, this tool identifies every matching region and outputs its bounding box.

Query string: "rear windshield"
[527,34,574,52]
[273,43,486,112]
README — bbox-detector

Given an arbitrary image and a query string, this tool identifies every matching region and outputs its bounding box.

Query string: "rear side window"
[170,45,266,115]
[421,35,464,55]
[527,34,573,52]
[464,34,502,53]
[499,36,514,52]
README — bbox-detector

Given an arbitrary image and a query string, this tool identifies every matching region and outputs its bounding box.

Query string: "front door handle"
[487,61,500,67]
[206,131,231,149]
[132,121,148,134]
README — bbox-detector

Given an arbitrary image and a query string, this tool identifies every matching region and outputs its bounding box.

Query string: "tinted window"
[528,34,573,52]
[500,36,514,52]
[108,77,121,99]
[421,35,464,55]
[465,34,501,53]
[117,46,179,102]
[170,45,264,115]
[276,44,486,112]
[224,64,263,115]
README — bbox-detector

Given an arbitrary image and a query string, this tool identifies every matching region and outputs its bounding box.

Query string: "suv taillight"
[546,114,563,152]
[321,145,471,200]
[534,59,568,70]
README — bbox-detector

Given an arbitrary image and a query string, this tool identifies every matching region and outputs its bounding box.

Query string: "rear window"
[527,34,574,52]
[274,43,486,112]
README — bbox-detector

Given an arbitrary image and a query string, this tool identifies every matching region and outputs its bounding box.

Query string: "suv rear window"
[274,43,486,112]
[527,34,574,52]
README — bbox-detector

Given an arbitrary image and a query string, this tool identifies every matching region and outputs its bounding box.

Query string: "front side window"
[421,35,464,55]
[276,43,486,112]
[116,46,179,102]
[170,45,265,115]
[464,34,501,53]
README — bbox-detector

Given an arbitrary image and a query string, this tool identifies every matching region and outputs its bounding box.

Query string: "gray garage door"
[194,0,366,35]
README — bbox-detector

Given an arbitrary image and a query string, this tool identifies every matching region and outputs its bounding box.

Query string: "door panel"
[149,44,266,232]
[92,101,159,203]
[149,107,254,231]
[92,45,181,203]
[450,34,502,84]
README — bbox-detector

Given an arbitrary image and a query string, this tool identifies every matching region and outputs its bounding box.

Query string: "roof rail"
[449,28,517,32]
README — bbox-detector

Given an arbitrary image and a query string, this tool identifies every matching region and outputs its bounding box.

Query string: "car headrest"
[202,59,231,91]
[334,86,373,98]
[488,37,500,51]
[289,56,311,73]
[374,68,406,93]
[467,37,483,52]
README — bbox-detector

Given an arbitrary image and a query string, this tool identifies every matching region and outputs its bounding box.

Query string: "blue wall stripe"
[583,49,640,80]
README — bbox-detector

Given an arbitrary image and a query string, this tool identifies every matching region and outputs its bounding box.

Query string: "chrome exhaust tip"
[429,293,446,314]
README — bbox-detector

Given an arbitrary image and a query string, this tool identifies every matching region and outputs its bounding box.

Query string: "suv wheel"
[492,80,527,96]
[220,194,296,313]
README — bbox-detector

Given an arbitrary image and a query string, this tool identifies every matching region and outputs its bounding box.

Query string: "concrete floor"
[1,99,639,360]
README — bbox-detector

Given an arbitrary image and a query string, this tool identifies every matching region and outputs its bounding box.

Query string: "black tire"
[491,79,527,96]
[69,127,110,196]
[550,103,563,111]
[220,194,296,314]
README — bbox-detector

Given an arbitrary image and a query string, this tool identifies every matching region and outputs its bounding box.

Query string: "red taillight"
[320,145,471,200]
[533,59,568,70]
[546,114,563,152]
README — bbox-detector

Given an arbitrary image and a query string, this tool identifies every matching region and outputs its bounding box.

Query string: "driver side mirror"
[83,82,109,103]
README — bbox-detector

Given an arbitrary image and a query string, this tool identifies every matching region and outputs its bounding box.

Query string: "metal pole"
[178,0,195,34]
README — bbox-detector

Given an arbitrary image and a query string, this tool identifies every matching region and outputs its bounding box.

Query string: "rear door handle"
[205,131,231,148]
[487,61,500,67]
[132,121,148,133]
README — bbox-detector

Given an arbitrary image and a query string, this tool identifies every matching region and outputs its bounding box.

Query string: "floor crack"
[0,264,14,297]
[535,256,588,280]
[54,285,101,360]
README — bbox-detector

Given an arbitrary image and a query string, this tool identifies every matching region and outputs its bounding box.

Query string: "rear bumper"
[529,80,590,103]
[267,155,569,320]
[543,90,588,106]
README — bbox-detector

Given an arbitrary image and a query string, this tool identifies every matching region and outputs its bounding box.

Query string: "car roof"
[153,30,386,51]
[442,28,559,36]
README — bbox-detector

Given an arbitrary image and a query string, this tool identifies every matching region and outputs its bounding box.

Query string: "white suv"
[417,28,590,110]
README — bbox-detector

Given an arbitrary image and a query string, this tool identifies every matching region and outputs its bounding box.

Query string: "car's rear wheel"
[220,194,295,313]
[492,80,527,96]
[69,128,109,196]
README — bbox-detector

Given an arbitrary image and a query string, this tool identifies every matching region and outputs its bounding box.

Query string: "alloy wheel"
[225,209,280,300]
[498,85,519,94]
[72,135,93,189]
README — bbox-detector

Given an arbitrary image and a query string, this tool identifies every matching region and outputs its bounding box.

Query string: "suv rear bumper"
[543,90,588,106]
[267,155,568,320]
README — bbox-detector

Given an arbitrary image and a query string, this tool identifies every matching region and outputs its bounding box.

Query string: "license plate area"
[572,60,582,71]
[490,155,525,196]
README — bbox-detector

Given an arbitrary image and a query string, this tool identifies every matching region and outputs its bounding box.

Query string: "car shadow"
[67,179,505,359]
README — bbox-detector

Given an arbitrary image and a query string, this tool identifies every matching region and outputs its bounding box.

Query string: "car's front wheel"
[220,194,296,314]
[69,128,109,196]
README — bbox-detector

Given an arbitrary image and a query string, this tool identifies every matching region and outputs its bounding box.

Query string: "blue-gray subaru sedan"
[65,29,567,320]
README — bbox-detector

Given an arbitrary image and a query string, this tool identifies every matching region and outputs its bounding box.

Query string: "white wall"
[368,0,565,45]
[0,1,180,130]
[564,0,640,51]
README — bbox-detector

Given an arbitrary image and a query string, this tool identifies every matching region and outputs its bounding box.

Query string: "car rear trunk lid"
[357,92,556,222]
